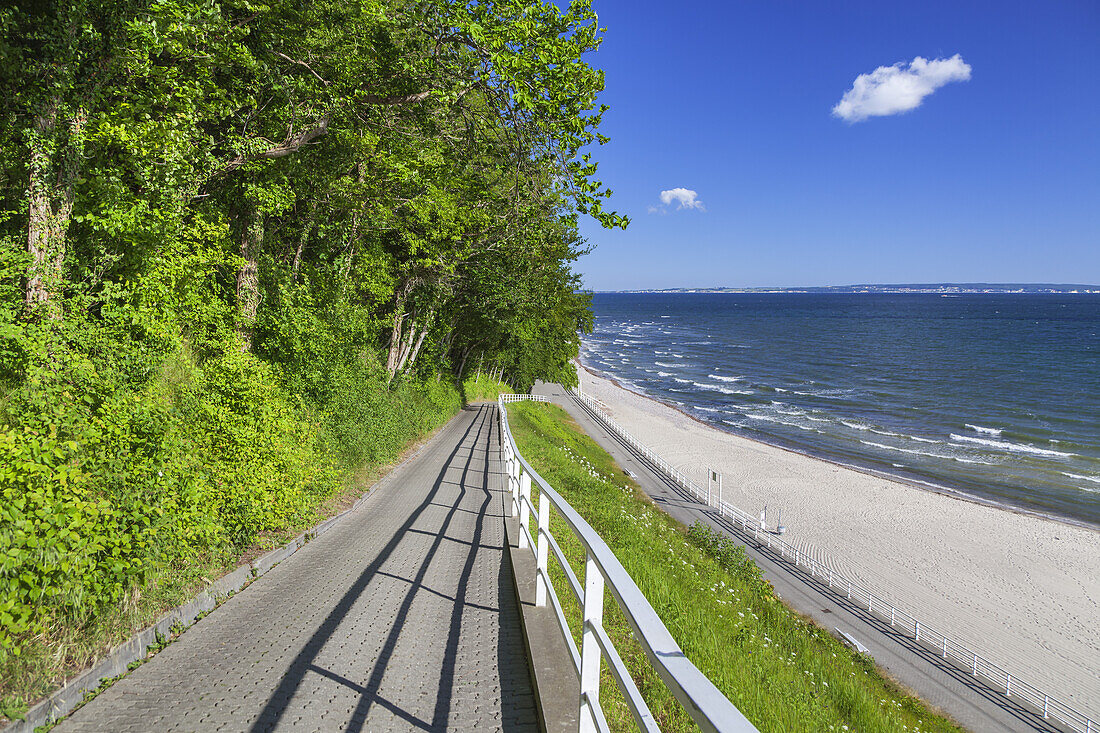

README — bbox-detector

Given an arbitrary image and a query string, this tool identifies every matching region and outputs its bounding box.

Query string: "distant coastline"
[598,283,1100,294]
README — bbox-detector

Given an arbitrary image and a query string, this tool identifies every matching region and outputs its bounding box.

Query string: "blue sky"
[575,1,1100,290]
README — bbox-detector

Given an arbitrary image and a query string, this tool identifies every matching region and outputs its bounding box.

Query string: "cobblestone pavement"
[58,404,538,732]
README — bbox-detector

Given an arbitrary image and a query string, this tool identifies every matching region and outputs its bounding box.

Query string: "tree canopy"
[0,0,623,681]
[1,0,623,389]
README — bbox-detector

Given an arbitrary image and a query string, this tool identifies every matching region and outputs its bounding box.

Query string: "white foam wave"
[654,361,683,367]
[694,382,754,395]
[708,374,743,382]
[966,424,1003,436]
[950,434,1074,458]
[674,378,691,384]
[841,420,870,431]
[774,388,788,393]
[1063,472,1100,484]
[657,371,672,377]
[694,406,723,413]
[860,440,942,459]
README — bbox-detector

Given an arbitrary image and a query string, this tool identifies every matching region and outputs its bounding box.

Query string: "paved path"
[534,382,1070,733]
[58,404,538,732]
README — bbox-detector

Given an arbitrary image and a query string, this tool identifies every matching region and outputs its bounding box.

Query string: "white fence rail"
[569,389,1096,733]
[498,395,758,733]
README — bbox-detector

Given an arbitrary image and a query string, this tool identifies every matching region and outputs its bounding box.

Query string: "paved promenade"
[58,404,537,732]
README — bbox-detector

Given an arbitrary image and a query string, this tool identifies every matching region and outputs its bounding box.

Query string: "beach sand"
[577,366,1100,715]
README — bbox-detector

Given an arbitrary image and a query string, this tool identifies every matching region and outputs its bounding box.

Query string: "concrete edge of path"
[3,421,452,733]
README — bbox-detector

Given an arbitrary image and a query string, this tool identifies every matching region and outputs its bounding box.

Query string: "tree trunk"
[25,100,86,318]
[386,289,408,378]
[399,327,429,376]
[394,320,417,374]
[291,200,318,282]
[236,206,263,351]
[457,348,470,381]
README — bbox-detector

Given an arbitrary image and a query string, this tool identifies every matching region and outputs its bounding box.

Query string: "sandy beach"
[577,365,1100,715]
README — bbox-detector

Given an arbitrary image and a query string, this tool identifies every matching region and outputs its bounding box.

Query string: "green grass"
[462,373,512,403]
[508,401,961,733]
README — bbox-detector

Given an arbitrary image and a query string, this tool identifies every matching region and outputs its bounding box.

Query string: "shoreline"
[573,362,1100,714]
[578,361,1100,534]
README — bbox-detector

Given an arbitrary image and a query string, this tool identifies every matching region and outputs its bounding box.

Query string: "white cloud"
[655,188,705,212]
[832,54,971,122]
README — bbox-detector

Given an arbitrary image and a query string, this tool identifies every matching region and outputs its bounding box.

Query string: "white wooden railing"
[569,389,1097,733]
[498,395,758,733]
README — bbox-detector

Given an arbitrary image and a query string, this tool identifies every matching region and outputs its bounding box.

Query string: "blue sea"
[580,293,1100,526]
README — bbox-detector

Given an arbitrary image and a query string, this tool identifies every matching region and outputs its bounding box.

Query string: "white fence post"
[1006,674,1011,697]
[536,492,549,607]
[579,552,605,733]
[519,471,532,551]
[512,457,521,518]
[507,448,518,518]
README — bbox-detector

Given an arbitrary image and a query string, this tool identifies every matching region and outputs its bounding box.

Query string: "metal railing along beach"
[497,394,758,733]
[568,388,1096,733]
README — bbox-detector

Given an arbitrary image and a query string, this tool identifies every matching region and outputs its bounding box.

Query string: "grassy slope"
[0,374,508,724]
[508,401,960,733]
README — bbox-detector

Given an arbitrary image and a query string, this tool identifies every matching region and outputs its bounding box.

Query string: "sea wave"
[694,382,754,395]
[1063,472,1100,484]
[654,361,683,367]
[858,440,990,463]
[966,424,1003,436]
[950,434,1075,458]
[860,440,936,457]
[708,374,744,382]
[674,377,691,383]
[694,406,723,413]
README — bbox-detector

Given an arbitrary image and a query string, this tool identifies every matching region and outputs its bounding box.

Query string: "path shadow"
[248,404,533,732]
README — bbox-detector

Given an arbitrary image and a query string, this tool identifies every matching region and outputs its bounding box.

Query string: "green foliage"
[507,402,960,733]
[687,521,765,586]
[0,0,620,713]
[461,373,511,403]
